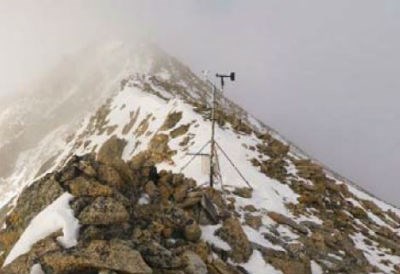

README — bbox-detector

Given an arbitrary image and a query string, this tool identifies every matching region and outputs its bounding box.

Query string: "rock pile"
[1,132,400,273]
[0,141,251,274]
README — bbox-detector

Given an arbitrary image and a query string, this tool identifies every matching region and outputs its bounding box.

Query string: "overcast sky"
[0,0,399,205]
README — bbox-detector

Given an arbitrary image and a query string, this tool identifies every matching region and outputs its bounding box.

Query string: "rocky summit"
[0,42,400,273]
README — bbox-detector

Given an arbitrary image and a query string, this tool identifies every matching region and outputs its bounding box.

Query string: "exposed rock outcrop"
[0,151,249,273]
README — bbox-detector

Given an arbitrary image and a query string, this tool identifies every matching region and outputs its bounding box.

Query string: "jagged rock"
[267,212,308,235]
[257,139,289,158]
[97,136,127,165]
[232,118,253,134]
[110,159,136,186]
[309,231,326,251]
[77,160,97,177]
[190,241,210,262]
[161,111,182,130]
[173,183,190,202]
[362,200,383,217]
[1,232,63,274]
[144,180,157,197]
[6,176,64,229]
[68,176,113,197]
[0,254,32,274]
[137,240,183,269]
[232,187,253,199]
[79,197,129,225]
[149,134,176,164]
[299,221,322,231]
[267,257,311,274]
[170,124,190,138]
[207,258,241,274]
[387,210,400,224]
[80,223,132,242]
[97,136,137,185]
[373,234,400,253]
[286,242,304,257]
[183,251,207,274]
[243,204,257,212]
[98,164,125,189]
[0,176,65,264]
[259,158,288,182]
[216,217,252,263]
[57,157,80,182]
[244,213,262,230]
[69,197,92,217]
[129,151,152,170]
[184,222,202,242]
[180,196,202,208]
[41,240,152,273]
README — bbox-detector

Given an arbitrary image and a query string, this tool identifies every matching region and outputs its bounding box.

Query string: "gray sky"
[0,0,399,205]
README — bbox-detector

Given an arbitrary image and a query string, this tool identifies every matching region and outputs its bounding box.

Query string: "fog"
[0,0,399,205]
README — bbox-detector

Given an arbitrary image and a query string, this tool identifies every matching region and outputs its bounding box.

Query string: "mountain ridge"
[0,41,400,273]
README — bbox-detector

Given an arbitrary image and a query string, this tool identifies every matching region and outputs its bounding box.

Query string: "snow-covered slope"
[1,42,400,273]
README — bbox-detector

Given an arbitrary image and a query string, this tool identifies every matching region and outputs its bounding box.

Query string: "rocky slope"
[0,42,400,273]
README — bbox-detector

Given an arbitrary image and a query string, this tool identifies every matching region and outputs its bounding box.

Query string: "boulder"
[173,183,190,202]
[257,139,289,158]
[244,213,262,230]
[207,258,241,274]
[136,240,183,269]
[144,181,157,197]
[41,240,152,274]
[148,134,176,164]
[183,251,207,274]
[243,204,257,212]
[232,187,253,199]
[184,222,202,242]
[97,136,127,165]
[170,124,190,138]
[160,111,182,130]
[216,217,252,263]
[6,177,64,229]
[0,177,64,263]
[267,212,308,235]
[77,160,97,177]
[268,257,311,274]
[68,176,113,197]
[79,197,129,225]
[1,232,63,274]
[97,164,125,189]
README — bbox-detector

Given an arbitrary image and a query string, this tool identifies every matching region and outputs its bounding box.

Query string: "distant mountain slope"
[0,41,399,273]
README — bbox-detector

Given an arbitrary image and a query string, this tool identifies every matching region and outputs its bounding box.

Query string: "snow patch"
[311,260,323,274]
[242,250,283,274]
[3,193,79,266]
[30,264,45,274]
[243,226,285,251]
[201,225,231,251]
[351,232,400,273]
[138,194,150,205]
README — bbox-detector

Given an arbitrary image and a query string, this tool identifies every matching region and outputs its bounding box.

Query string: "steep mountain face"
[0,41,189,206]
[0,42,400,274]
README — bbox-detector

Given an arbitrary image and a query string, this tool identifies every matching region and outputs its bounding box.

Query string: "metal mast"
[210,83,217,187]
[181,71,251,191]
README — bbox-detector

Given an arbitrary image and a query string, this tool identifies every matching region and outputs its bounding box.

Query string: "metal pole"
[210,84,216,188]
